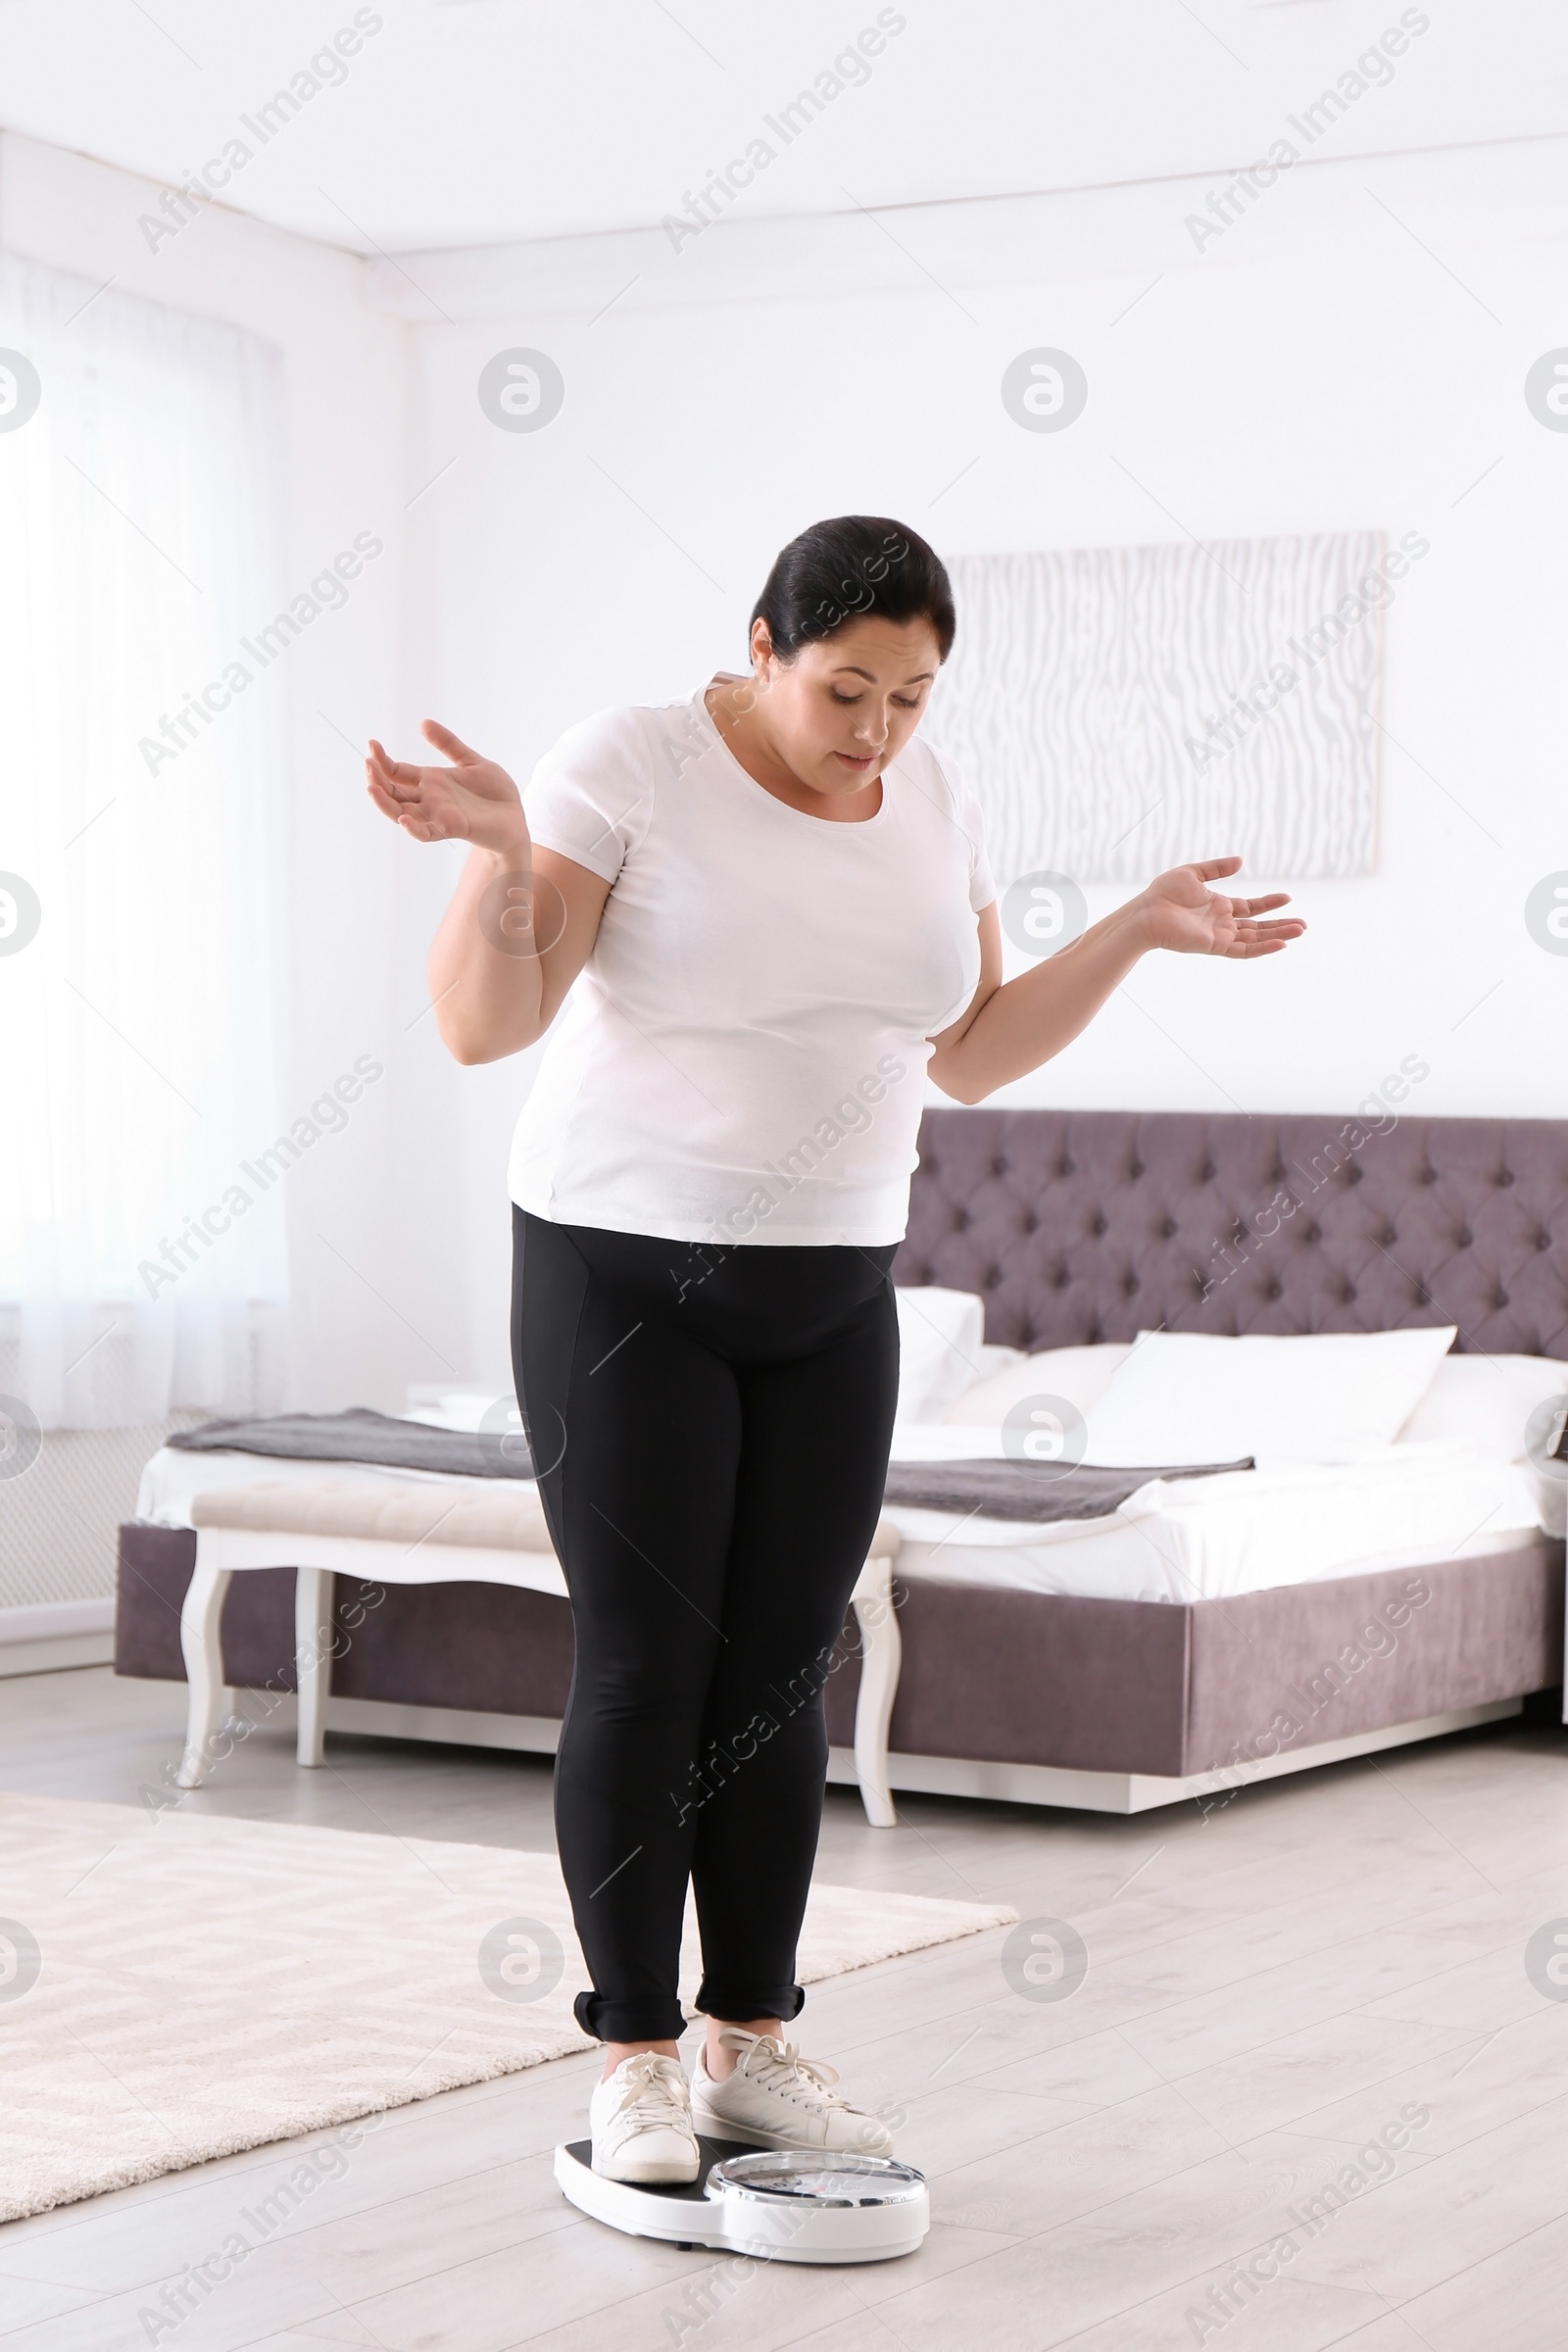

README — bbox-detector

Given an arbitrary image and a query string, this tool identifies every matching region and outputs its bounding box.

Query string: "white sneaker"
[589,2052,701,2183]
[691,2028,895,2155]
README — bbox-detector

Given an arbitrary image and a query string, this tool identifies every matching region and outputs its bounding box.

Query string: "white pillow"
[1083,1327,1458,1467]
[1396,1351,1568,1461]
[894,1287,989,1424]
[942,1343,1133,1427]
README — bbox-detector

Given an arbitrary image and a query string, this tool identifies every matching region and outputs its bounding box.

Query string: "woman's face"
[749,612,943,801]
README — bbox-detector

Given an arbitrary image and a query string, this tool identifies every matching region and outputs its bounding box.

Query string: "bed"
[115,1107,1568,1814]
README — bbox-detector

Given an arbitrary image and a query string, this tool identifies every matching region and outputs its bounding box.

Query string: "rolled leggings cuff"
[692,1979,806,2026]
[573,1987,689,2044]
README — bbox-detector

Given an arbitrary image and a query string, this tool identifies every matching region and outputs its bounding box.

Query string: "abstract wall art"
[928,531,1393,884]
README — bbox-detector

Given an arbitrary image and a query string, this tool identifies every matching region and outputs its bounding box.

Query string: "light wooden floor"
[2,1665,1567,2351]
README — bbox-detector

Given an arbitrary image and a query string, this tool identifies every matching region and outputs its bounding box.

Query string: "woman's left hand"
[1134,857,1306,958]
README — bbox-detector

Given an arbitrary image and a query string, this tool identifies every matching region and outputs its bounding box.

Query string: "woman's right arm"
[367,718,612,1066]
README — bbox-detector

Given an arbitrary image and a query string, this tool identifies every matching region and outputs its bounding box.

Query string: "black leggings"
[511,1207,900,2044]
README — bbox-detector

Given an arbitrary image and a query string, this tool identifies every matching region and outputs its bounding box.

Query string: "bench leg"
[295,1565,334,1768]
[851,1552,903,1829]
[175,1549,233,1789]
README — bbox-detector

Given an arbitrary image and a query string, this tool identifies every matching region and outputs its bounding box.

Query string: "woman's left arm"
[926,856,1305,1106]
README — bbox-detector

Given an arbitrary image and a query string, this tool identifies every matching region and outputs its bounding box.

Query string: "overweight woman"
[367,515,1303,2183]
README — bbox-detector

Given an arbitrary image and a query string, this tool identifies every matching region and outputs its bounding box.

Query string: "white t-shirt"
[508,677,996,1247]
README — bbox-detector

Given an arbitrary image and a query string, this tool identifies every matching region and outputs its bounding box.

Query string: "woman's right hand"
[366,718,530,858]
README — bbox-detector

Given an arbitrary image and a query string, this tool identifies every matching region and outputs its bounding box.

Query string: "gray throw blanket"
[168,1408,531,1482]
[881,1456,1250,1524]
[169,1409,1249,1524]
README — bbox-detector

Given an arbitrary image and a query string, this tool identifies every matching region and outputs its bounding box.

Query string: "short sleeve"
[965,795,997,914]
[926,742,996,913]
[521,706,654,886]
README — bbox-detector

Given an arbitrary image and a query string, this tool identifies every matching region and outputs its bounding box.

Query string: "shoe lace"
[612,2052,690,2131]
[717,2029,850,2113]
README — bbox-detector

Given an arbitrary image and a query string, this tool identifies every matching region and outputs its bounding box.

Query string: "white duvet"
[882,1435,1547,1604]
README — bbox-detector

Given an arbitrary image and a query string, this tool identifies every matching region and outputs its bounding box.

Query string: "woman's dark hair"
[750,515,956,664]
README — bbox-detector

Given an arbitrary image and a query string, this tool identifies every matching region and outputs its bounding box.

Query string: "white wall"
[387,139,1568,1390]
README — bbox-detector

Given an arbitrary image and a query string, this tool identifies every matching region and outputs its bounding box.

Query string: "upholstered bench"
[176,1480,906,1826]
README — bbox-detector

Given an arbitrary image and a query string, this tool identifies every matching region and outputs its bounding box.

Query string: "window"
[0,254,287,1425]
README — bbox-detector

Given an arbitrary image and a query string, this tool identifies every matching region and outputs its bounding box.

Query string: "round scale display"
[708,2150,926,2208]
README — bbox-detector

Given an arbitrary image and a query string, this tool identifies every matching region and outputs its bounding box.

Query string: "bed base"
[115,1523,1560,1818]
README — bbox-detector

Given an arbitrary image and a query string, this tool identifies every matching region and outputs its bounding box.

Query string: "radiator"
[0,1416,205,1614]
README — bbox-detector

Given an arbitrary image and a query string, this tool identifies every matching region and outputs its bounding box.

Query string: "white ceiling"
[0,0,1564,255]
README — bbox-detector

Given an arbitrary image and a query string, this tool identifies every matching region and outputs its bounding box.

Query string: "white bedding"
[134,1430,1549,1608]
[883,1436,1545,1603]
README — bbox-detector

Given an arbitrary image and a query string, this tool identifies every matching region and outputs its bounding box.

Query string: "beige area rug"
[0,1793,1016,2223]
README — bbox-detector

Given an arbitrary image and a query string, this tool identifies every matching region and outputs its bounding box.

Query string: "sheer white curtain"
[0,253,289,1427]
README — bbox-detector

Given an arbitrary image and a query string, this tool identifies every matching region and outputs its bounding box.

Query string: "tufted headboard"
[892,1108,1568,1359]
